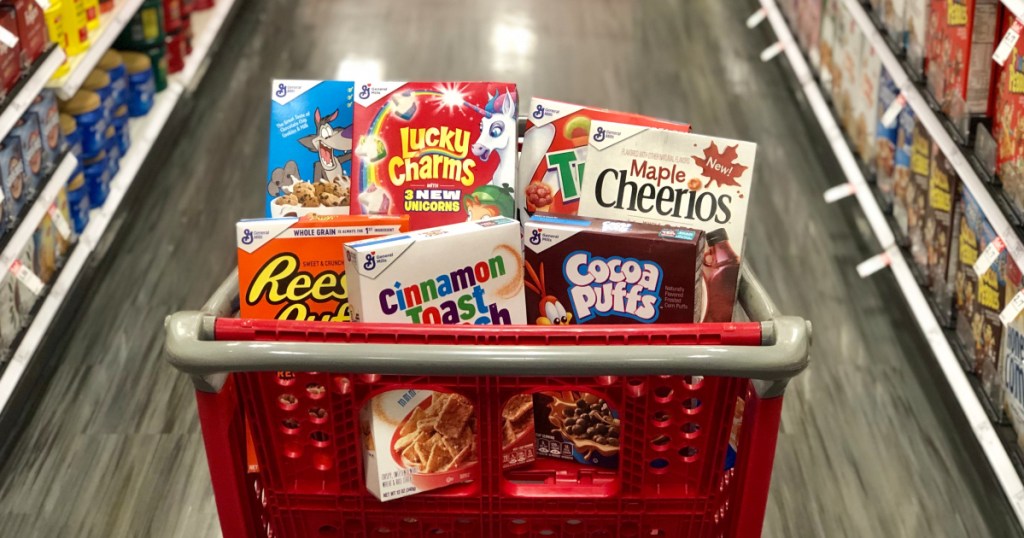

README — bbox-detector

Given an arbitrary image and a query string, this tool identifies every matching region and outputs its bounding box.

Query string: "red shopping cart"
[165,263,810,538]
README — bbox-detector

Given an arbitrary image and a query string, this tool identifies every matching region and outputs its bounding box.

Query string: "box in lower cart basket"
[344,217,526,325]
[361,389,479,501]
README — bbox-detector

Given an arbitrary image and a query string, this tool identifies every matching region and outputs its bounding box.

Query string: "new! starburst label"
[577,120,757,253]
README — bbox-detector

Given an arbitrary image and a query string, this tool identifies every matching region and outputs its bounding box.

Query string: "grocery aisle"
[0,0,1019,536]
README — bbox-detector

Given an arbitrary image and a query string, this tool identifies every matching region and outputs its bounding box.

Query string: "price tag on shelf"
[0,25,18,49]
[47,205,72,240]
[1001,290,1024,325]
[856,252,891,278]
[760,41,785,62]
[994,19,1023,66]
[9,259,43,296]
[880,94,906,129]
[745,7,767,29]
[973,237,1005,276]
[33,0,50,9]
[823,182,856,203]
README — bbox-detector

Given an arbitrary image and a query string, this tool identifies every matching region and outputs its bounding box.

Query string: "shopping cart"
[165,263,810,538]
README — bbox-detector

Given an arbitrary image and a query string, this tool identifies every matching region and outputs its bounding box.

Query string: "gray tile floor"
[0,0,1021,536]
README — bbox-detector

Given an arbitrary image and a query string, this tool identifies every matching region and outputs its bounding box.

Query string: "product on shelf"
[11,113,45,196]
[164,0,184,34]
[43,1,70,78]
[59,90,107,158]
[34,186,73,283]
[925,152,960,325]
[0,7,21,99]
[0,274,19,353]
[116,0,166,50]
[905,120,933,276]
[103,125,119,178]
[0,136,28,219]
[345,217,527,325]
[576,121,756,322]
[517,97,689,218]
[14,240,36,318]
[350,81,518,229]
[994,15,1024,218]
[265,80,353,218]
[818,0,840,95]
[82,148,108,207]
[533,391,620,469]
[883,0,907,51]
[82,69,114,124]
[111,104,129,155]
[141,43,168,92]
[30,90,63,175]
[929,0,1000,136]
[5,0,48,70]
[1002,259,1024,449]
[98,51,128,109]
[121,52,156,117]
[891,105,916,243]
[955,188,1007,398]
[65,167,88,232]
[82,0,98,30]
[361,389,479,502]
[166,29,187,74]
[59,113,79,156]
[522,213,705,324]
[876,68,900,209]
[100,0,113,13]
[831,1,863,134]
[236,214,409,321]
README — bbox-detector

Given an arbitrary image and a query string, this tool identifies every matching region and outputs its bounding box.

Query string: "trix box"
[517,98,689,217]
[236,214,409,321]
[345,217,526,325]
[266,80,354,218]
[577,121,755,322]
[522,213,705,324]
[350,81,518,230]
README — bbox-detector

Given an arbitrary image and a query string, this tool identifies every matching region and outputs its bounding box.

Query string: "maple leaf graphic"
[693,142,747,188]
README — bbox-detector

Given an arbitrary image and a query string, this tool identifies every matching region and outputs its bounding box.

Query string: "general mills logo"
[593,126,606,142]
[241,229,254,245]
[359,84,372,99]
[532,104,545,120]
[274,83,287,98]
[363,252,376,270]
[529,229,542,245]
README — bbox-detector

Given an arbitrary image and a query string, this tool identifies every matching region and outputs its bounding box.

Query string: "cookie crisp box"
[344,217,527,325]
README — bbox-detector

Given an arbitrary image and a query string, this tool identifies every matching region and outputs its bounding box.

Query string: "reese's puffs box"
[518,97,690,217]
[350,82,518,230]
[236,214,409,321]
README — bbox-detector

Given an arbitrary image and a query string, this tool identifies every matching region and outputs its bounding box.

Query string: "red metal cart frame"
[165,264,810,538]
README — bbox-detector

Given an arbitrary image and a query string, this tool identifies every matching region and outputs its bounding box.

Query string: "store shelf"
[0,152,77,270]
[760,0,1024,527]
[47,0,147,100]
[0,48,66,142]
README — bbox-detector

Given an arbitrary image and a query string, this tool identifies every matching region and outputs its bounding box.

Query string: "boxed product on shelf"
[522,213,706,325]
[350,81,518,229]
[954,188,1007,393]
[0,135,28,219]
[905,121,932,278]
[361,389,479,502]
[533,391,619,469]
[882,0,907,51]
[0,7,21,99]
[30,90,62,175]
[345,217,527,325]
[499,394,534,470]
[4,0,48,69]
[929,0,1000,136]
[34,187,73,284]
[266,80,354,218]
[236,214,409,321]
[924,152,960,325]
[993,14,1024,218]
[796,0,823,65]
[924,0,948,101]
[11,113,45,195]
[876,68,900,209]
[518,97,689,218]
[831,3,864,134]
[1002,259,1024,448]
[0,273,18,353]
[891,106,917,243]
[852,41,881,168]
[576,121,756,322]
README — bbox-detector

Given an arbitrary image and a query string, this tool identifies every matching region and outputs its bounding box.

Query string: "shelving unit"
[0,0,240,422]
[0,48,66,142]
[46,0,147,100]
[759,0,1024,527]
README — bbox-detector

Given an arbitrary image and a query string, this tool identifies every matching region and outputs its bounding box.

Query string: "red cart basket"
[165,264,810,538]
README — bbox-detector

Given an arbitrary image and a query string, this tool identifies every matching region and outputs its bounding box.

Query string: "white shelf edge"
[174,0,238,89]
[0,152,78,269]
[0,48,66,142]
[46,0,147,100]
[1004,0,1024,19]
[762,0,1024,526]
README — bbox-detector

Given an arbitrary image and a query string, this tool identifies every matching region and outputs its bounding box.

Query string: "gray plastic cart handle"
[165,265,810,398]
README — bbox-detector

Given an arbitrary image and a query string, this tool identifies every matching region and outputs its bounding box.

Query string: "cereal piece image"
[502,394,533,423]
[435,394,474,439]
[425,443,453,473]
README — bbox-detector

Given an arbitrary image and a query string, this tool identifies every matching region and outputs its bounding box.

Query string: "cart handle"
[165,265,810,397]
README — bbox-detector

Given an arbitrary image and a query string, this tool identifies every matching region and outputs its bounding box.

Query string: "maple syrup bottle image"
[702,228,740,322]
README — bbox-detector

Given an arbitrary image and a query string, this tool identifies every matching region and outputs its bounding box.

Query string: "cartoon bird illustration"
[524,260,571,325]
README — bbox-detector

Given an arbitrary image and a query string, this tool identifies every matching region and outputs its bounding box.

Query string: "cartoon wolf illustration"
[299,108,353,187]
[267,108,353,212]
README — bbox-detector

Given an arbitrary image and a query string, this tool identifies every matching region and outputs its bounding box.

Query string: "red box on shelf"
[993,12,1024,217]
[4,0,48,69]
[0,7,21,100]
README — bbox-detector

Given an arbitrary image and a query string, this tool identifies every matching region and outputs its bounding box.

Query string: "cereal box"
[522,213,705,324]
[34,187,73,284]
[876,67,900,208]
[925,152,961,324]
[832,3,865,133]
[993,15,1024,217]
[30,90,62,176]
[906,121,933,278]
[361,389,479,501]
[350,82,518,230]
[954,188,1007,392]
[796,0,823,65]
[905,0,931,77]
[818,0,840,95]
[345,217,526,325]
[533,391,620,469]
[934,0,1000,134]
[892,105,917,243]
[576,121,756,322]
[237,214,409,321]
[500,394,535,470]
[266,80,354,218]
[1002,259,1024,448]
[518,98,689,218]
[852,42,881,168]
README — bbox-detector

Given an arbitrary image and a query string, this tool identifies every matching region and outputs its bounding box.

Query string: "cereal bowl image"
[388,392,479,491]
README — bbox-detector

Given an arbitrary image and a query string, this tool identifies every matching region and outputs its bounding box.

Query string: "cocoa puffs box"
[523,213,705,324]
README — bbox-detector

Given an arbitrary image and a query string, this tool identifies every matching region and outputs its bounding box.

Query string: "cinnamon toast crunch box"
[518,98,690,217]
[237,214,409,321]
[344,217,526,325]
[350,82,518,230]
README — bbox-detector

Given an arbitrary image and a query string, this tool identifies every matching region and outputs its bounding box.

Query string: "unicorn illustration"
[463,91,516,186]
[298,108,353,187]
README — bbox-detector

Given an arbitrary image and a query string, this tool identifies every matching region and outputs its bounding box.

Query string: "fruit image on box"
[577,121,755,322]
[534,391,619,469]
[361,389,479,501]
[522,213,705,324]
[517,98,690,218]
[350,81,518,230]
[266,80,354,218]
[344,217,526,325]
[236,214,409,321]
